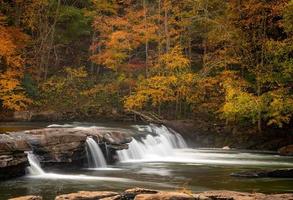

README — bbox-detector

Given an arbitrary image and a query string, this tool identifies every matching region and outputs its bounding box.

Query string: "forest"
[0,0,292,133]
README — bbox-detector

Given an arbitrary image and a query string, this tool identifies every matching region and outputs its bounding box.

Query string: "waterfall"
[117,124,187,162]
[26,152,45,175]
[86,137,107,168]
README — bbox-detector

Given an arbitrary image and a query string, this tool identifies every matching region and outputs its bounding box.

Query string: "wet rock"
[55,191,119,200]
[230,169,293,178]
[278,145,293,156]
[0,134,30,180]
[195,191,293,200]
[166,120,293,151]
[101,195,121,200]
[4,127,132,167]
[266,169,293,178]
[124,188,158,199]
[134,191,195,200]
[11,189,293,200]
[9,196,42,200]
[195,191,261,200]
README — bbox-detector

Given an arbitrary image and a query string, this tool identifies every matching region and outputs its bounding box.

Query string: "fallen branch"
[128,110,166,124]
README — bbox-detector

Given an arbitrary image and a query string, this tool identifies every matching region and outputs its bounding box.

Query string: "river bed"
[0,122,292,200]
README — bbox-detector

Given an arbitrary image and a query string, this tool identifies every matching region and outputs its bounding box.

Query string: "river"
[0,122,292,199]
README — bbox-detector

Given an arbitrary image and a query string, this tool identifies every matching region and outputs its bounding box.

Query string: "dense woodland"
[0,0,292,132]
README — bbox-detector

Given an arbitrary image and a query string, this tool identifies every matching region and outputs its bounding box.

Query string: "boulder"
[5,127,132,167]
[100,195,121,200]
[9,196,42,200]
[0,134,30,180]
[124,188,158,199]
[55,191,119,200]
[13,111,32,121]
[195,191,293,200]
[134,191,195,200]
[278,145,293,156]
[10,189,293,200]
[231,169,293,178]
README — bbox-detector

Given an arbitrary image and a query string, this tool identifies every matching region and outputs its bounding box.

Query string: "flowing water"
[0,122,293,200]
[86,137,107,168]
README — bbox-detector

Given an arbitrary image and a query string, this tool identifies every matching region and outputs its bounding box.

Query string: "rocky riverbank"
[0,134,30,180]
[0,127,132,179]
[9,188,293,200]
[166,120,293,152]
[2,109,293,152]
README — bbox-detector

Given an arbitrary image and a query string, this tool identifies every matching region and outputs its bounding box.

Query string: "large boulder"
[8,128,88,167]
[231,169,293,178]
[124,188,158,199]
[0,134,30,180]
[0,126,133,180]
[278,145,293,156]
[195,191,293,200]
[55,191,119,200]
[4,127,132,168]
[9,196,42,200]
[134,192,195,200]
[11,189,293,200]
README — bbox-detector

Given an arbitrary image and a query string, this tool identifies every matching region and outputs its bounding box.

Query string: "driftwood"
[128,110,166,124]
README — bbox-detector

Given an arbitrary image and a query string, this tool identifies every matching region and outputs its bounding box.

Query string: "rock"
[267,169,293,178]
[222,146,230,150]
[5,127,132,168]
[0,134,30,180]
[278,145,293,156]
[9,196,42,200]
[231,171,267,178]
[30,110,62,121]
[0,126,133,180]
[13,111,32,121]
[100,195,121,200]
[195,191,293,200]
[124,188,158,199]
[134,191,195,200]
[230,169,293,178]
[55,191,119,200]
[11,189,293,200]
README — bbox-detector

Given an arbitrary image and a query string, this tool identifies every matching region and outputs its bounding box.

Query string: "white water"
[117,124,187,162]
[26,152,45,175]
[25,151,132,182]
[45,123,293,167]
[86,137,107,168]
[117,125,293,167]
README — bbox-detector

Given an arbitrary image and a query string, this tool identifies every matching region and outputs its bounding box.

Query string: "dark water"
[0,122,292,200]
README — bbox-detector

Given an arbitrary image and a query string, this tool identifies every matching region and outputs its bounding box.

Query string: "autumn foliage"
[0,13,31,111]
[0,0,292,132]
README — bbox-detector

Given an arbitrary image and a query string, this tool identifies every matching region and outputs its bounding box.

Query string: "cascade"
[86,137,107,168]
[117,124,187,162]
[26,152,45,175]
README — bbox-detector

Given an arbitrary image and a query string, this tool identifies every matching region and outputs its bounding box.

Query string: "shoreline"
[9,188,293,200]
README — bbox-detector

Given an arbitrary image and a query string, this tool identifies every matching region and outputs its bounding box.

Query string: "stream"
[0,122,292,199]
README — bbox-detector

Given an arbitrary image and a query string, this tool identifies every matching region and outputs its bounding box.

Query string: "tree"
[0,13,31,111]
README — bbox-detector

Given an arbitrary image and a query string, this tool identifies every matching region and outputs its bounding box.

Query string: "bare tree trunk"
[158,0,162,67]
[143,0,149,77]
[90,32,96,74]
[44,0,61,80]
[257,9,267,134]
[164,0,170,52]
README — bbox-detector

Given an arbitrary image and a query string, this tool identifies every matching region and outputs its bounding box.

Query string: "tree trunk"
[143,0,149,77]
[44,0,61,80]
[164,0,170,52]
